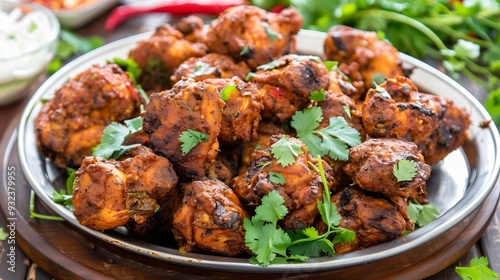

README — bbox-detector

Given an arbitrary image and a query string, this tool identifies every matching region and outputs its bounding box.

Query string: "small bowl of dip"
[0,0,60,105]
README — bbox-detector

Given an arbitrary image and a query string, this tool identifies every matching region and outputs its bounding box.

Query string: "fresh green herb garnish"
[245,72,257,81]
[309,89,325,102]
[342,105,352,119]
[373,82,392,99]
[455,257,499,280]
[240,45,250,56]
[407,200,440,228]
[257,59,283,71]
[323,60,339,72]
[220,85,237,101]
[112,57,142,85]
[251,0,500,124]
[30,190,64,221]
[269,172,285,185]
[244,156,355,266]
[291,106,361,160]
[190,61,212,78]
[0,227,8,240]
[179,129,208,155]
[93,116,143,159]
[270,135,304,167]
[47,30,103,75]
[393,159,418,182]
[262,21,282,41]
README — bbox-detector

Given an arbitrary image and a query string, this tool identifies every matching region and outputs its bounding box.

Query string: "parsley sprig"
[393,159,418,182]
[93,116,143,160]
[455,257,499,280]
[407,200,440,228]
[270,135,304,167]
[291,106,361,160]
[178,129,209,155]
[244,156,355,266]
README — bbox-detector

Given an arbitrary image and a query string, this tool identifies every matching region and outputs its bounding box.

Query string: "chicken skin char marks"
[204,5,302,70]
[35,63,142,168]
[36,4,474,259]
[72,146,179,231]
[172,179,250,256]
[232,135,334,231]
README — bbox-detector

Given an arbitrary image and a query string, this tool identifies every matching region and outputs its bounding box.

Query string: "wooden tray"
[1,117,499,280]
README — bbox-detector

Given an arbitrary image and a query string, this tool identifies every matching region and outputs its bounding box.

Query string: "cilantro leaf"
[393,159,418,182]
[244,219,292,266]
[178,129,208,155]
[455,257,499,280]
[257,59,284,71]
[270,135,304,167]
[190,61,212,78]
[0,227,8,240]
[407,200,440,227]
[93,116,143,159]
[292,106,323,136]
[323,60,339,72]
[220,85,237,101]
[112,57,142,85]
[262,21,282,41]
[269,172,285,185]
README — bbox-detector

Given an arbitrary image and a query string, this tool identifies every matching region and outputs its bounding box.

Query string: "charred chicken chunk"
[172,179,250,256]
[35,63,142,168]
[203,77,263,145]
[362,76,445,146]
[204,5,302,69]
[142,78,224,180]
[344,138,431,199]
[232,135,333,230]
[329,187,413,253]
[250,54,330,122]
[173,15,205,43]
[171,53,251,84]
[72,146,179,231]
[128,24,207,91]
[418,94,471,166]
[324,25,406,93]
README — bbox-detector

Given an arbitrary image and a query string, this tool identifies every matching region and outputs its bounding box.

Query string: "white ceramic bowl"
[0,0,59,105]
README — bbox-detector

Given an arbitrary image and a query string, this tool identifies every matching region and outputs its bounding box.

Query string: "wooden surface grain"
[0,6,499,280]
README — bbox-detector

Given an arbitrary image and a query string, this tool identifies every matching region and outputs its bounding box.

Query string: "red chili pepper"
[105,0,245,32]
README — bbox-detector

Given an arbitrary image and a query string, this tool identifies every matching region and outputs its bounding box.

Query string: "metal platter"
[16,29,500,274]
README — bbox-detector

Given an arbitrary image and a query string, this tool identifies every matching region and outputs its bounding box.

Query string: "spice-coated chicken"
[171,53,251,84]
[142,78,224,180]
[362,76,445,146]
[72,146,179,231]
[324,25,407,95]
[204,5,302,69]
[249,54,330,122]
[344,138,432,199]
[203,77,264,145]
[128,24,207,91]
[232,134,333,230]
[35,63,142,168]
[329,187,414,253]
[173,15,205,43]
[172,179,250,256]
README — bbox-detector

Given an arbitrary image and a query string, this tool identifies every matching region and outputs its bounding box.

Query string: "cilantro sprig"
[270,136,304,167]
[455,257,499,280]
[407,200,440,228]
[291,106,361,160]
[93,116,143,160]
[244,156,355,266]
[178,129,209,155]
[393,159,418,182]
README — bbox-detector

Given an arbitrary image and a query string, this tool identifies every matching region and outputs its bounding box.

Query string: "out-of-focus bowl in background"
[0,0,60,105]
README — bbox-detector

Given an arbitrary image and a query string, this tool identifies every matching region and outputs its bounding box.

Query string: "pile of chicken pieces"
[35,5,471,257]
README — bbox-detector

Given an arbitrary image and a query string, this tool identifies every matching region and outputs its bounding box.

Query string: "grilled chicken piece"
[204,5,302,69]
[35,63,142,168]
[362,76,445,146]
[232,135,332,230]
[171,53,251,84]
[72,146,179,231]
[328,187,414,253]
[418,94,471,166]
[344,138,431,199]
[324,25,406,94]
[250,54,330,122]
[203,77,263,145]
[128,24,207,91]
[142,78,224,180]
[173,15,205,43]
[172,179,250,256]
[327,68,360,99]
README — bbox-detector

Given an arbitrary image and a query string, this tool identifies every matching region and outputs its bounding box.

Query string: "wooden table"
[1,6,499,280]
